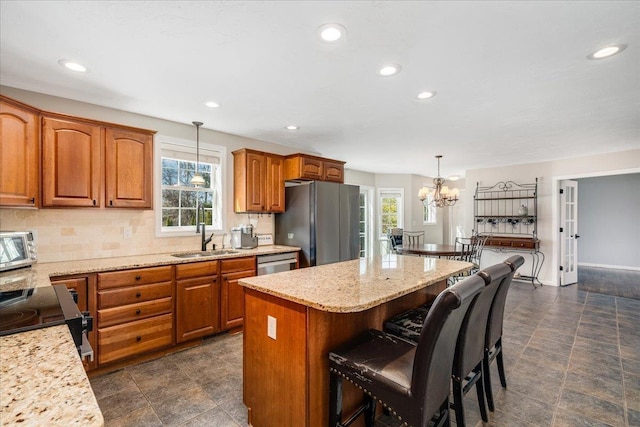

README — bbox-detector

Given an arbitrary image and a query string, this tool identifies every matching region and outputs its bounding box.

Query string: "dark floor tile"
[573,335,620,357]
[557,389,625,426]
[529,328,575,349]
[491,388,554,426]
[576,323,618,346]
[201,372,243,405]
[568,350,622,382]
[520,345,570,371]
[182,358,238,385]
[562,370,624,405]
[98,386,149,422]
[552,408,616,427]
[623,357,640,377]
[129,360,197,403]
[150,386,217,426]
[180,406,240,427]
[90,369,138,401]
[629,408,640,427]
[580,313,618,329]
[374,412,404,427]
[218,399,249,426]
[105,405,162,427]
[625,373,640,412]
[506,359,565,404]
[616,297,640,311]
[619,332,640,349]
[621,345,640,362]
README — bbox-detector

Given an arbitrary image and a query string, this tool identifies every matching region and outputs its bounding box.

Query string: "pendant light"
[417,155,459,208]
[190,121,205,187]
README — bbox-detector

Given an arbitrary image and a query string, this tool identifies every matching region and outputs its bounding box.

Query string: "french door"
[559,180,579,285]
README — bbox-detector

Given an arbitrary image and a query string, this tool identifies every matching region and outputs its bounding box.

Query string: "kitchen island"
[239,255,472,427]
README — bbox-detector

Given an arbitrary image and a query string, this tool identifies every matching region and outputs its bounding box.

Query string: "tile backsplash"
[0,208,274,263]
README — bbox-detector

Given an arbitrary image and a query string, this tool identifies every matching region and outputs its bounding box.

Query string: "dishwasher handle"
[258,259,296,269]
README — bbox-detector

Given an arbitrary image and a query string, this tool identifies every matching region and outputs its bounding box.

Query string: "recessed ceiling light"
[587,44,626,60]
[379,64,401,77]
[204,101,219,108]
[285,125,299,131]
[448,175,460,181]
[317,23,347,42]
[58,59,87,72]
[417,91,436,100]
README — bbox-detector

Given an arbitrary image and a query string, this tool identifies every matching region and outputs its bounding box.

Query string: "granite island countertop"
[0,244,299,427]
[238,255,472,312]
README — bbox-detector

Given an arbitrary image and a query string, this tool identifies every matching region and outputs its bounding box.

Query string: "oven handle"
[80,333,94,362]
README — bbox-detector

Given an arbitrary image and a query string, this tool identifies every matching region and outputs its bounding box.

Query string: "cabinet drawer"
[98,266,173,290]
[220,256,256,274]
[98,314,173,365]
[98,281,172,309]
[175,261,218,280]
[98,297,172,327]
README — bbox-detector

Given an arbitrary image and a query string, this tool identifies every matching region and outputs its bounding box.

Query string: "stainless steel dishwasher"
[256,252,298,275]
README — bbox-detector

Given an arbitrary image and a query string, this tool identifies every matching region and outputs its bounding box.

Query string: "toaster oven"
[0,231,37,272]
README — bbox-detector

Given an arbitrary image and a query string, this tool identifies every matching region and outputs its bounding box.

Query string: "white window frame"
[154,135,226,237]
[423,195,437,225]
[377,188,404,239]
[359,186,375,258]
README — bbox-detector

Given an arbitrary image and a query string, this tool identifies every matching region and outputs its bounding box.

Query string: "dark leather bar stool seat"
[483,255,525,411]
[328,274,486,427]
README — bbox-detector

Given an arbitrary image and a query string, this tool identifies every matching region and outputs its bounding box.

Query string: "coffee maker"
[230,225,258,249]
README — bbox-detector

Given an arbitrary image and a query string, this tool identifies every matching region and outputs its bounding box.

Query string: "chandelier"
[418,155,459,208]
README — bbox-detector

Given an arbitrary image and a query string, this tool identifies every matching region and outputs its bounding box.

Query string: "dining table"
[396,243,465,257]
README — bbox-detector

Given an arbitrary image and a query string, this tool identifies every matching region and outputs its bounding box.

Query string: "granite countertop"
[0,244,299,427]
[0,245,301,291]
[0,326,103,427]
[239,255,472,312]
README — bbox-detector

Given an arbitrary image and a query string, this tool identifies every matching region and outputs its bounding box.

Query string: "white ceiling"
[1,1,639,178]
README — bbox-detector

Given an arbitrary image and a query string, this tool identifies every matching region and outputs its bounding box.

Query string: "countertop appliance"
[257,252,298,275]
[231,225,258,249]
[0,231,37,272]
[0,284,94,360]
[275,181,360,267]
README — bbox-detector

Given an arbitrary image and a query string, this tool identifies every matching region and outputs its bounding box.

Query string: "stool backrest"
[486,255,525,349]
[454,264,511,377]
[411,273,486,420]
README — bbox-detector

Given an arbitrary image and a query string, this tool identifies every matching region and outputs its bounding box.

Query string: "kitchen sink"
[171,250,239,258]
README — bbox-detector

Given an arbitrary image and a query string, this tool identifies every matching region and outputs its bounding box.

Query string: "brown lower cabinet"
[175,261,221,343]
[221,257,256,330]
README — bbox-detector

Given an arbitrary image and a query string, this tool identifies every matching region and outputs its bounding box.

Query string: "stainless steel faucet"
[196,202,214,251]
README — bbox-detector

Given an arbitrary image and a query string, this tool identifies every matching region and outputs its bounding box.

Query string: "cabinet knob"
[92,199,96,206]
[136,336,142,342]
[110,200,113,206]
[136,292,141,297]
[135,275,141,280]
[136,309,141,315]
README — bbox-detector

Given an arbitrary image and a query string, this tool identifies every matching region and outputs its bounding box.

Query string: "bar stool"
[483,255,525,411]
[328,274,486,427]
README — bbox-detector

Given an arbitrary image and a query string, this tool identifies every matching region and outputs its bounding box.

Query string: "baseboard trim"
[578,262,640,272]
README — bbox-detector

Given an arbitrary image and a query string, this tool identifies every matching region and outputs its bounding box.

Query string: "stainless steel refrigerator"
[275,181,360,267]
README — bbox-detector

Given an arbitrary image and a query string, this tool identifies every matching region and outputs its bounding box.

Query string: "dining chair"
[448,235,488,285]
[403,230,425,246]
[388,228,403,253]
[328,273,486,427]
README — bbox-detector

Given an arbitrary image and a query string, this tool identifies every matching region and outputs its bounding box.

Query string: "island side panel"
[307,281,446,427]
[243,288,308,427]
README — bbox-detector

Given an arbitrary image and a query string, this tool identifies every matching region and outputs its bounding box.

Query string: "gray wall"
[577,173,640,268]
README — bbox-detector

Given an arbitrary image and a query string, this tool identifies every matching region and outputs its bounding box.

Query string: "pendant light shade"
[190,121,205,187]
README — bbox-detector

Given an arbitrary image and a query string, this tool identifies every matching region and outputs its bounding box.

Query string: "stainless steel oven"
[257,252,298,275]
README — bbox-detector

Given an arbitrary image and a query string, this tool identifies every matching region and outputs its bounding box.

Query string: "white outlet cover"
[267,315,277,340]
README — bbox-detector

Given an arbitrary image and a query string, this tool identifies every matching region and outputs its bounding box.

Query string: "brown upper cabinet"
[0,97,40,207]
[41,112,154,209]
[284,153,345,183]
[233,149,285,213]
[42,116,102,207]
[105,128,153,208]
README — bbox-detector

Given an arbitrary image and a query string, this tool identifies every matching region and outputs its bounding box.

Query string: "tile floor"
[91,281,640,426]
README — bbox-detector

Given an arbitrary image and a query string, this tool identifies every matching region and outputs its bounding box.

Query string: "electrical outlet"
[123,226,132,239]
[267,315,277,340]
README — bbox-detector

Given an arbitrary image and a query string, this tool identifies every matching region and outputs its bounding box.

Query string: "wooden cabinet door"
[105,128,153,208]
[221,270,253,330]
[176,276,220,343]
[322,160,344,183]
[42,116,102,207]
[245,151,265,212]
[265,154,285,213]
[0,99,39,207]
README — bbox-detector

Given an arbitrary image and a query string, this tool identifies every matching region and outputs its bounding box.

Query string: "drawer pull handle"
[136,336,142,342]
[136,292,141,298]
[135,275,141,280]
[136,309,141,314]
